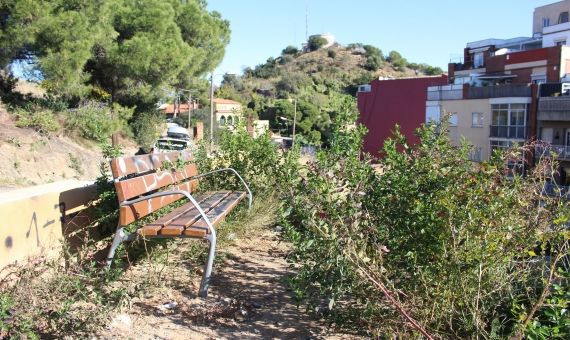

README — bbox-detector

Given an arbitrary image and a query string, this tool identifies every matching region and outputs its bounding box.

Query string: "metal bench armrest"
[190,168,252,209]
[121,190,214,234]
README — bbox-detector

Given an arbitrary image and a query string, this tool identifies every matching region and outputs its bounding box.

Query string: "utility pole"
[210,72,214,149]
[292,99,297,147]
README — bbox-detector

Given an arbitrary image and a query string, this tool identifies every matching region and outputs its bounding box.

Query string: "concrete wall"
[0,180,97,271]
[439,99,492,161]
[533,0,570,35]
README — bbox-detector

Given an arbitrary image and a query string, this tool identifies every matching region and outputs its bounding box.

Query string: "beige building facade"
[427,96,532,162]
[213,98,242,126]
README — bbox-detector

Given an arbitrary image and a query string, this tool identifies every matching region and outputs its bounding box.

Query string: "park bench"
[105,150,252,297]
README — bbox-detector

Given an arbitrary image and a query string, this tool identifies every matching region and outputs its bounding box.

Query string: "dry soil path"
[101,229,360,339]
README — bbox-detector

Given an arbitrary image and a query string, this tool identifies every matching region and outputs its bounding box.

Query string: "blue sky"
[207,0,555,77]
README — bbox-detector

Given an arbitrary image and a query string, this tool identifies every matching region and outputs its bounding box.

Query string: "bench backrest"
[110,151,199,226]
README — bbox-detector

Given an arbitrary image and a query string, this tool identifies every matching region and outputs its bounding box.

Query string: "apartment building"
[427,1,570,176]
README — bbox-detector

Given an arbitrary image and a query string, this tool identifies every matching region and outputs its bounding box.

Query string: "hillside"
[0,81,137,190]
[216,44,444,144]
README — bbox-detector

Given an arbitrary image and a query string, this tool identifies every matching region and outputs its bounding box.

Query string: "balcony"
[467,85,532,99]
[426,85,463,101]
[490,125,526,139]
[535,144,570,161]
[543,21,570,35]
[538,97,570,121]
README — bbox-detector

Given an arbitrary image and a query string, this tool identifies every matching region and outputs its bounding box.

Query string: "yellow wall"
[0,180,96,271]
[440,99,491,161]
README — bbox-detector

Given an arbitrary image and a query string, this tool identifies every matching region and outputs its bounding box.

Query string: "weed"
[68,153,84,176]
[29,139,47,152]
[13,160,20,170]
[7,137,21,147]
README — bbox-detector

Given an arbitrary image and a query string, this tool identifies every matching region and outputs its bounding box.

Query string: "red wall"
[357,75,448,157]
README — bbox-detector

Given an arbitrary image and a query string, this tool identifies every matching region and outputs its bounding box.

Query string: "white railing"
[543,21,570,34]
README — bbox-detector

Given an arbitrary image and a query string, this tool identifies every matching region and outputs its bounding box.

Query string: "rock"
[274,226,283,232]
[110,313,132,328]
[227,232,237,241]
[158,302,178,311]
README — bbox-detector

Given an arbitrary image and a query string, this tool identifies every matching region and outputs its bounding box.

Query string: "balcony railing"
[490,125,526,139]
[535,145,570,160]
[426,85,463,101]
[538,97,570,122]
[467,85,531,99]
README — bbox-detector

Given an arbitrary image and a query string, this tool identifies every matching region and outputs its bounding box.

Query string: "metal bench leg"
[198,229,217,298]
[106,226,134,268]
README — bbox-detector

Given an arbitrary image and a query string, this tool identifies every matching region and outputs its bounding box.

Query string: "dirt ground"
[99,229,361,340]
[0,109,136,191]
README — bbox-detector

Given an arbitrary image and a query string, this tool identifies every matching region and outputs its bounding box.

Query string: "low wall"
[0,180,97,272]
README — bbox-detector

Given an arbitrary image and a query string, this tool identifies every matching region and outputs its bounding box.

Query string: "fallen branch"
[351,258,435,339]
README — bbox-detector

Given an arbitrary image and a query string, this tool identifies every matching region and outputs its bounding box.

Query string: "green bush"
[281,110,569,338]
[282,45,299,55]
[308,36,328,51]
[14,108,60,135]
[327,50,337,59]
[364,55,382,71]
[65,102,133,142]
[387,50,407,70]
[194,124,300,195]
[130,111,165,151]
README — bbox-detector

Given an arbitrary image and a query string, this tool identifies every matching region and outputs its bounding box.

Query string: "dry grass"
[0,192,280,338]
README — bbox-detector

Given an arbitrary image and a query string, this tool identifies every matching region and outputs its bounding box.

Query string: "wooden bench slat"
[114,163,198,202]
[138,192,216,237]
[110,151,192,178]
[183,191,246,237]
[158,191,232,236]
[118,180,198,226]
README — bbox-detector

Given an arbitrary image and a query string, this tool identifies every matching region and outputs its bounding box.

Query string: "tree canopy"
[0,0,230,109]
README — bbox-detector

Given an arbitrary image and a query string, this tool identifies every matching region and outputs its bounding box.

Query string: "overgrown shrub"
[130,111,165,151]
[282,109,570,338]
[65,102,133,142]
[327,50,337,59]
[194,124,300,195]
[308,36,328,51]
[364,55,382,71]
[13,108,60,135]
[282,45,299,55]
[387,50,407,70]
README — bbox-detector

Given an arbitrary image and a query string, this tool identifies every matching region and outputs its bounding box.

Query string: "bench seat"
[138,190,246,237]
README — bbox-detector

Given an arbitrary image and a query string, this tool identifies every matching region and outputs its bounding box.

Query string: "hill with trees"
[215,42,444,145]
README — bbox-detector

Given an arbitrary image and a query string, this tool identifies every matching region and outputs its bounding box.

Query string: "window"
[490,104,527,139]
[543,17,550,28]
[470,146,482,162]
[449,113,458,126]
[559,11,569,24]
[557,40,567,46]
[219,115,226,125]
[473,52,484,68]
[532,74,546,84]
[471,112,483,127]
